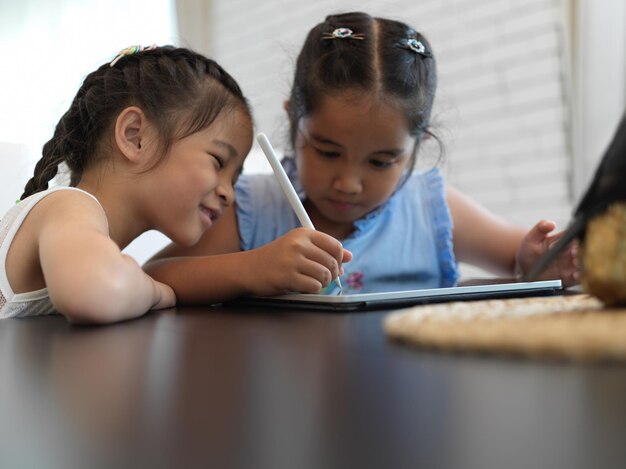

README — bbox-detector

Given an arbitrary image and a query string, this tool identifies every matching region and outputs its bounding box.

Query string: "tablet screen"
[229,279,563,312]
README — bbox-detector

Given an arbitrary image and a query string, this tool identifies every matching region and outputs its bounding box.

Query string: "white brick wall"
[208,0,573,277]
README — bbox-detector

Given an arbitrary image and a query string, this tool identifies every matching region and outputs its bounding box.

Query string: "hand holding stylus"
[257,132,347,291]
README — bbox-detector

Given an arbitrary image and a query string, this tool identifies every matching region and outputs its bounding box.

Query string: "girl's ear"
[283,100,290,113]
[114,106,150,164]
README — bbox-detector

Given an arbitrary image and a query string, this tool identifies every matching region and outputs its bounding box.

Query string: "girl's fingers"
[310,231,346,266]
[526,219,557,244]
[290,274,324,293]
[279,230,349,291]
[291,261,332,291]
[298,256,338,286]
[342,248,353,263]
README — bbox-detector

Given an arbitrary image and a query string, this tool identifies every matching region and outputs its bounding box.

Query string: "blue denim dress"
[236,158,458,293]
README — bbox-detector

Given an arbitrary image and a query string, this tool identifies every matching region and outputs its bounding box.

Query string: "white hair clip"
[402,38,431,57]
[322,27,365,40]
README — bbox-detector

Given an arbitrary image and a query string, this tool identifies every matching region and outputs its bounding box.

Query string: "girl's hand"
[151,279,177,310]
[515,220,580,287]
[245,228,352,296]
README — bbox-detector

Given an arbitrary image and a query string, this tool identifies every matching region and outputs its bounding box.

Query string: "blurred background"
[1,0,625,278]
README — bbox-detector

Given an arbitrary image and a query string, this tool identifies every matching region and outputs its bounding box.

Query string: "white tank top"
[0,187,104,319]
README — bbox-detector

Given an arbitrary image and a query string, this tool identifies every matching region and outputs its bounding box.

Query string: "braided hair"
[21,46,251,200]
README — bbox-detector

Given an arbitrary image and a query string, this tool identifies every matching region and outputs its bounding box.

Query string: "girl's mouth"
[199,205,219,227]
[329,200,357,212]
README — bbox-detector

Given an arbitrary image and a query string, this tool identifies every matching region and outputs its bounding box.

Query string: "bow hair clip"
[400,38,432,57]
[110,44,158,67]
[322,28,365,40]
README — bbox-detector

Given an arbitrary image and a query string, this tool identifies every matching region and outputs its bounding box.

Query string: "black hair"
[21,46,252,200]
[287,12,438,175]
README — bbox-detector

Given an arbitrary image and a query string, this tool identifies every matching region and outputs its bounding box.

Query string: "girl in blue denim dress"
[146,12,578,303]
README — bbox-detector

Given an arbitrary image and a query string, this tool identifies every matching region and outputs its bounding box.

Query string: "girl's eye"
[369,159,394,169]
[232,167,243,186]
[312,146,341,158]
[212,155,225,169]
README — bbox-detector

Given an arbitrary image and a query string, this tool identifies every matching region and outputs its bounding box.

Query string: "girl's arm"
[447,187,579,285]
[145,204,351,304]
[37,192,175,324]
[447,186,527,276]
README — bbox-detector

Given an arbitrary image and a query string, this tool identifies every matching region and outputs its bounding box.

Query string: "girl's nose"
[333,171,362,194]
[216,180,234,206]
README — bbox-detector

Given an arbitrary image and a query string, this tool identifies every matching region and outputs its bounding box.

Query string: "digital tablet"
[229,279,563,312]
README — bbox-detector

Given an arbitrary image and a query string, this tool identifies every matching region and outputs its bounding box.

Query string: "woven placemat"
[384,294,626,362]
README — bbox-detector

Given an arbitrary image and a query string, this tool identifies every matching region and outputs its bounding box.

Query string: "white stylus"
[256,132,344,291]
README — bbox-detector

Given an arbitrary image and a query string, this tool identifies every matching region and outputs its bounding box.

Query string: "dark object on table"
[525,111,626,281]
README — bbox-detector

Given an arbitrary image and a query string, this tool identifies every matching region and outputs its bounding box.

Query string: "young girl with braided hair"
[0,45,260,323]
[146,12,578,302]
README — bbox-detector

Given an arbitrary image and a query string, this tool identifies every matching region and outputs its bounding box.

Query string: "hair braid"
[20,64,112,199]
[20,46,251,200]
[20,138,65,200]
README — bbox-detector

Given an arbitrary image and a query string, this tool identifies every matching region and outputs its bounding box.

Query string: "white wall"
[571,0,626,200]
[0,143,36,215]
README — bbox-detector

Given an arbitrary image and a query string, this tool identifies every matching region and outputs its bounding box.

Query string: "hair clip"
[400,38,431,57]
[322,28,365,40]
[110,44,157,67]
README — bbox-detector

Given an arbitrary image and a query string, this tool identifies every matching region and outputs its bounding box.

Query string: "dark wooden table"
[1,303,625,469]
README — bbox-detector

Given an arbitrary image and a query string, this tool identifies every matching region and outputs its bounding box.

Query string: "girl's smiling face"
[294,91,415,239]
[148,107,252,246]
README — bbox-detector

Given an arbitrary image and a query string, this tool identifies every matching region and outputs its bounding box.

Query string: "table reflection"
[0,305,625,469]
